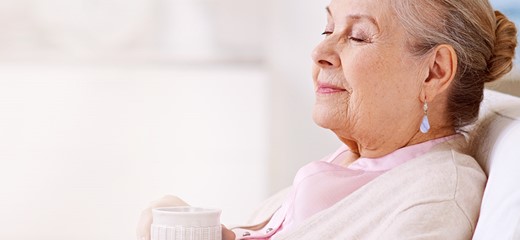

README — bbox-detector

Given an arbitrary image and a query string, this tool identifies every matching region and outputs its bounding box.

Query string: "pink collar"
[347,135,459,171]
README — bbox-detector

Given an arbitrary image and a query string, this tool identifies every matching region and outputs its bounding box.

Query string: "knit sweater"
[240,137,486,240]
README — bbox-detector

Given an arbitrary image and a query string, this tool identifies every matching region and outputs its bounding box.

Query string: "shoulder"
[384,139,487,232]
[391,137,486,193]
[364,139,486,238]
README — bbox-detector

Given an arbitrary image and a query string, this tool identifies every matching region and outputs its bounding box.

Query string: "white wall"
[0,63,269,240]
[0,0,343,239]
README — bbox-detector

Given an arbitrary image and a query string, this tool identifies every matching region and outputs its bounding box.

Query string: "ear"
[420,44,458,102]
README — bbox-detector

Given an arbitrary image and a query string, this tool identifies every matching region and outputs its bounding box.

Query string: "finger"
[222,225,236,240]
[136,207,152,240]
[154,195,189,207]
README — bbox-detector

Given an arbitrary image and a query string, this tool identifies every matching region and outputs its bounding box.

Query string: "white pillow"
[470,90,520,240]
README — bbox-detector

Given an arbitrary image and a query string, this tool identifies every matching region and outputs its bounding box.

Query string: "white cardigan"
[240,138,486,240]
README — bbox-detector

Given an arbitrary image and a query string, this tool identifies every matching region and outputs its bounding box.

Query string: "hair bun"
[487,11,518,82]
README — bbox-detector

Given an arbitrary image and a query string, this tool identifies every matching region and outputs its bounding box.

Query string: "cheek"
[346,49,419,101]
[342,52,384,109]
[338,49,421,134]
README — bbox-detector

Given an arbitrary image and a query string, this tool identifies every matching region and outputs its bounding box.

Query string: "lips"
[316,82,346,94]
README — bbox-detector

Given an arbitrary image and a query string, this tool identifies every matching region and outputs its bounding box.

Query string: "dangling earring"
[420,101,430,133]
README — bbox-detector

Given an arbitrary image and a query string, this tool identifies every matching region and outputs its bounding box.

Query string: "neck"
[406,126,457,147]
[339,126,456,159]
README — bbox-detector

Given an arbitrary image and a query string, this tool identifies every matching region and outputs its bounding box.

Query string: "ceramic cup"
[151,206,222,240]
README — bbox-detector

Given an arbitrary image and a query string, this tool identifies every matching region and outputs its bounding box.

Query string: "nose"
[311,38,340,68]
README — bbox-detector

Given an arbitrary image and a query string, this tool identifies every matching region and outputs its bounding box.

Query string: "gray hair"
[391,0,518,128]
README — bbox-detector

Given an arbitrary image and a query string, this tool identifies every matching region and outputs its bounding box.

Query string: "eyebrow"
[325,6,379,27]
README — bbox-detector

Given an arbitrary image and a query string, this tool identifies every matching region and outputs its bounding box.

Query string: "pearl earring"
[420,101,430,133]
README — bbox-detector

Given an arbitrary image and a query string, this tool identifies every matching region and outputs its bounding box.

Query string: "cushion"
[469,89,520,239]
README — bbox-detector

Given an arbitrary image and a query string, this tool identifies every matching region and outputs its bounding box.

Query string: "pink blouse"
[233,135,457,239]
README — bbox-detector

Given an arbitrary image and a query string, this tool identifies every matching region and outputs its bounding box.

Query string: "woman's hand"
[136,195,189,240]
[222,225,236,240]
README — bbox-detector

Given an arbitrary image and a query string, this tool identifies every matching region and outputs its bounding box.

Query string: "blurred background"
[0,0,518,239]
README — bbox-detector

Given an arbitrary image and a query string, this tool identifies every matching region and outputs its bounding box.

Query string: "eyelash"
[348,36,366,42]
[321,31,333,36]
[321,31,368,43]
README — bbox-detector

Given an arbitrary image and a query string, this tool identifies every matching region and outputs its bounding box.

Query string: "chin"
[312,105,336,130]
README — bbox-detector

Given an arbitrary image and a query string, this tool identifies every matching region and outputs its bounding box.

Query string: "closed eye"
[348,36,370,43]
[322,31,333,36]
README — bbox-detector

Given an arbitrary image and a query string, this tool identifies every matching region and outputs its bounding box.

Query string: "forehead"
[328,0,395,25]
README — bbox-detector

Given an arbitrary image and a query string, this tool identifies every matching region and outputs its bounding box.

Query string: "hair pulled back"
[392,0,518,128]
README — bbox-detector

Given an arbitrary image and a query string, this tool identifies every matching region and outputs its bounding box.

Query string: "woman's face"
[312,0,427,157]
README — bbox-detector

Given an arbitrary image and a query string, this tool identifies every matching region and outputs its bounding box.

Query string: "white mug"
[151,206,222,240]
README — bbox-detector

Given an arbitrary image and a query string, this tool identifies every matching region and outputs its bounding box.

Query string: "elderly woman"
[137,0,517,239]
